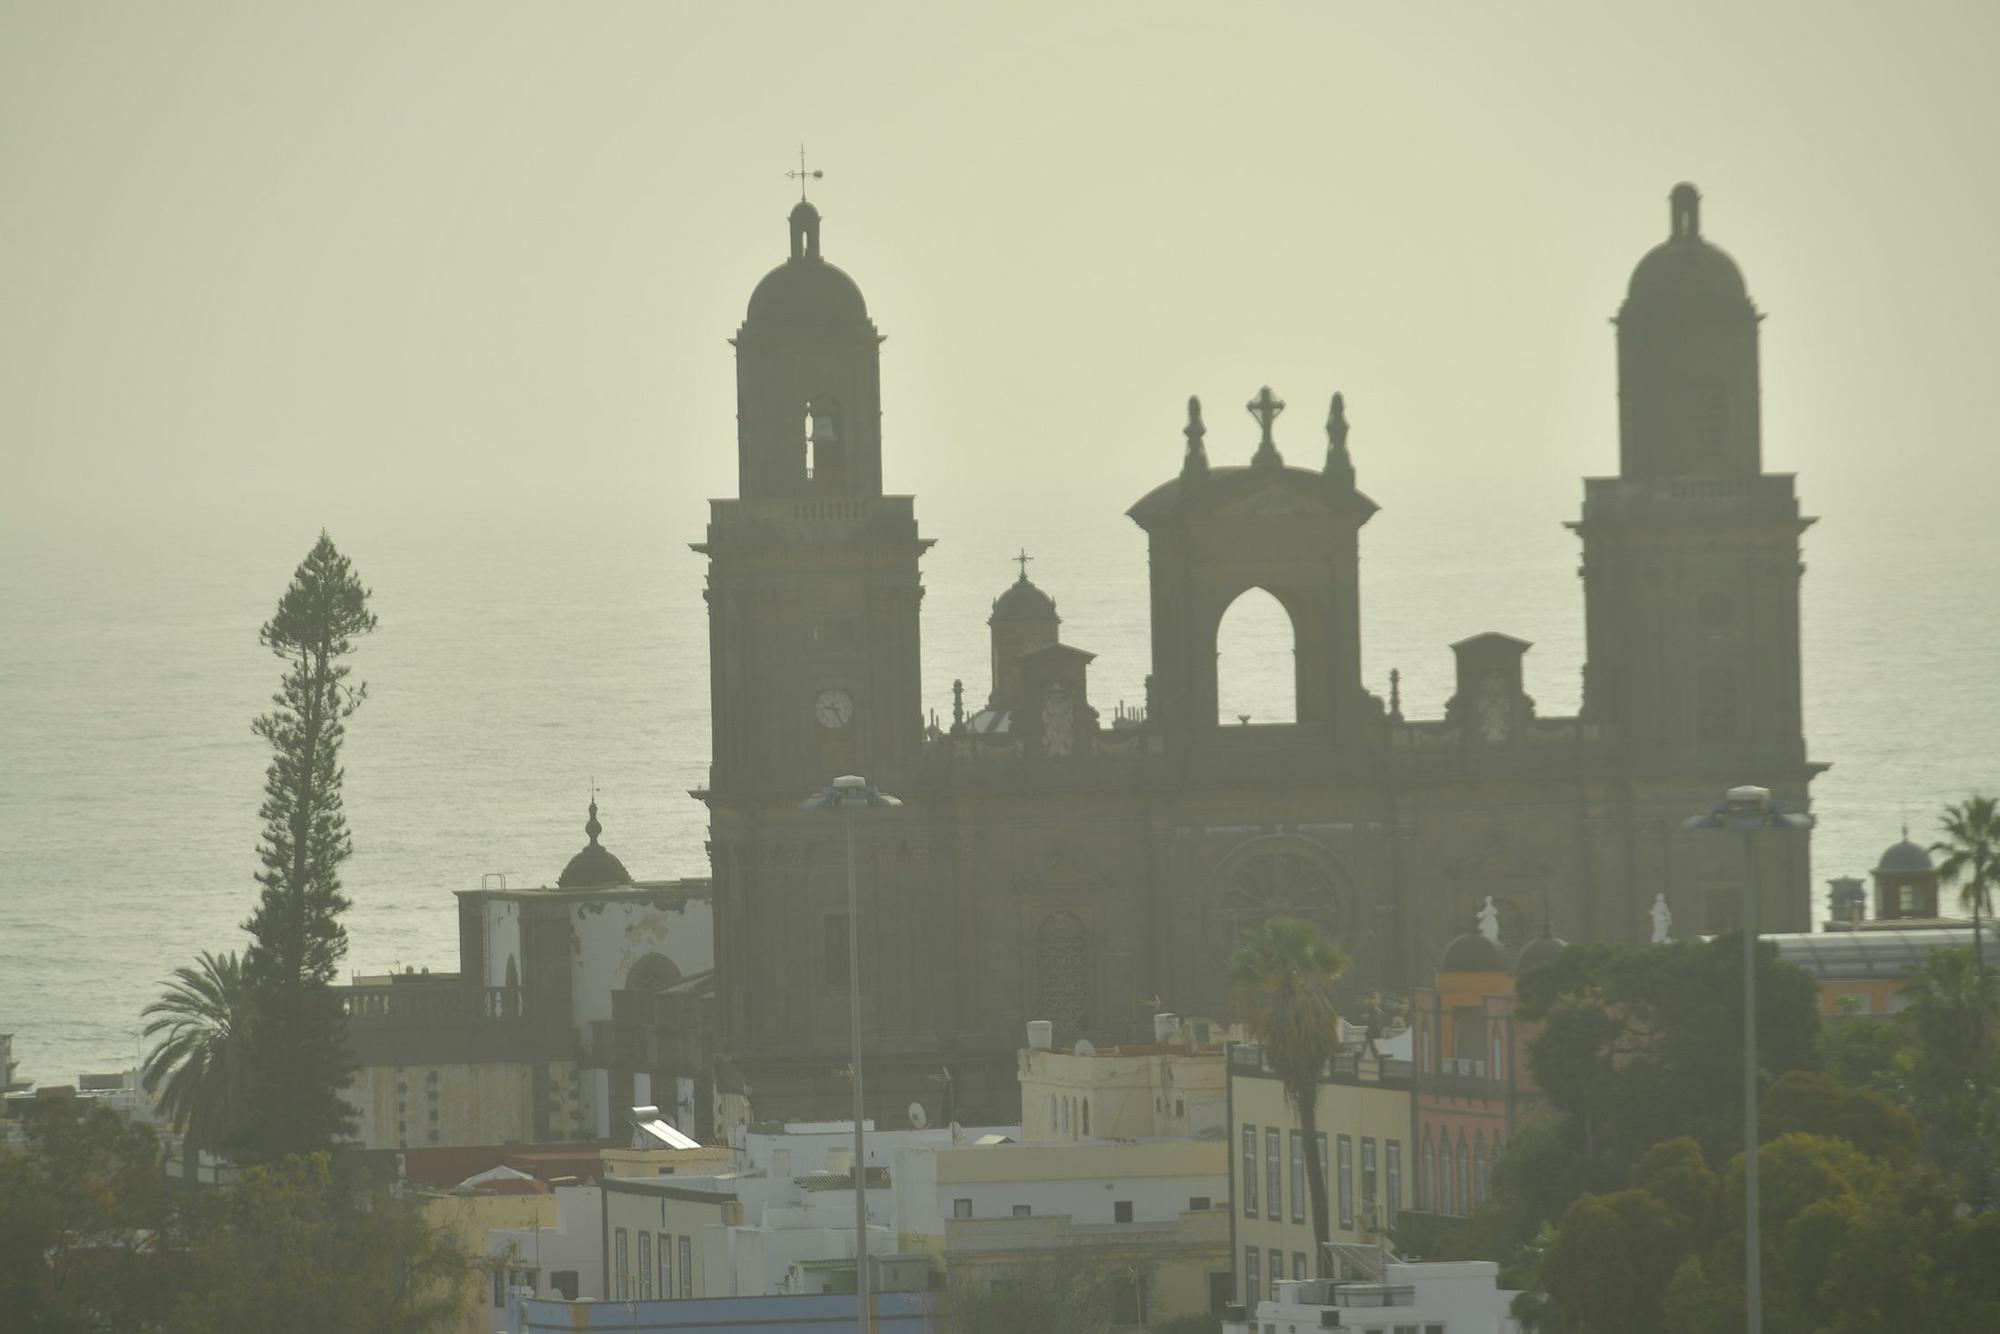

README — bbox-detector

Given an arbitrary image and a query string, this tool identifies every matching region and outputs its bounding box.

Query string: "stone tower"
[698,201,930,793]
[1573,184,1812,773]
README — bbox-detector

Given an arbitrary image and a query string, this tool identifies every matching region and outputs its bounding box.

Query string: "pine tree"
[235,532,376,1161]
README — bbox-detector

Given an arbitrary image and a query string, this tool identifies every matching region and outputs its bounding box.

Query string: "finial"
[585,794,603,846]
[1669,182,1700,240]
[1013,548,1034,582]
[1246,386,1285,468]
[1181,396,1209,477]
[786,144,824,202]
[1324,391,1352,472]
[1388,668,1403,722]
[951,678,966,731]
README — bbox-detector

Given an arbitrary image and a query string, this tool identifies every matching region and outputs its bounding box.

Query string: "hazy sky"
[3,1,1996,531]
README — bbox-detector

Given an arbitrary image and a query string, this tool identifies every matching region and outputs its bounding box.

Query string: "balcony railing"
[339,984,523,1026]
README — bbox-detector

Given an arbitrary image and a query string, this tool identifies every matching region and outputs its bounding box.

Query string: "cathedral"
[697,184,1820,1125]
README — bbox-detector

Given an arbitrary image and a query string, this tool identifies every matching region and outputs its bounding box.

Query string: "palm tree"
[1932,794,2000,1107]
[141,950,250,1151]
[1232,916,1350,1277]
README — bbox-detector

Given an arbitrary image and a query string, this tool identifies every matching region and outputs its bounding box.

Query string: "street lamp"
[803,775,902,1334]
[1683,784,1813,1334]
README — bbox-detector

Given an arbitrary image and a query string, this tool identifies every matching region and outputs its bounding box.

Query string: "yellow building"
[893,1137,1232,1323]
[419,1186,561,1334]
[1227,1041,1414,1304]
[1017,1020,1226,1142]
[601,1177,743,1302]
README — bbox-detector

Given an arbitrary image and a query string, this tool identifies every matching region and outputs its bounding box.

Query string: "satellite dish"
[908,1101,928,1130]
[1074,1039,1096,1057]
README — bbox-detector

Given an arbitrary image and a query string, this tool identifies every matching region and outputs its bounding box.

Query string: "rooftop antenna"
[786,144,823,201]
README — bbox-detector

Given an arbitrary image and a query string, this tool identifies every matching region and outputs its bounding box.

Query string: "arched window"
[805,396,844,483]
[1210,851,1343,970]
[1035,913,1090,1034]
[1049,1095,1057,1134]
[1421,1129,1434,1211]
[1082,1100,1090,1137]
[1473,1137,1487,1210]
[1215,588,1297,725]
[1440,1138,1454,1216]
[503,955,519,990]
[1060,1097,1070,1135]
[1455,1133,1470,1217]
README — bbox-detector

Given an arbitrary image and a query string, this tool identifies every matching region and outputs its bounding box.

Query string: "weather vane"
[787,144,823,201]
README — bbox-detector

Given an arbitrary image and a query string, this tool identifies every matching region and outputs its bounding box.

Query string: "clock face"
[814,688,854,729]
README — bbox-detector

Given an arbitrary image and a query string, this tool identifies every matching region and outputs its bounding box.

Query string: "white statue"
[1650,892,1673,944]
[1477,895,1501,943]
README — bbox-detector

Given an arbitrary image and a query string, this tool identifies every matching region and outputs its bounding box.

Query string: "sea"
[1,476,1993,1087]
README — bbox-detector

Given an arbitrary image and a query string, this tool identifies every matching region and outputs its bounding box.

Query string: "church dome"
[1624,183,1750,310]
[1514,934,1568,975]
[1438,931,1510,975]
[558,800,631,889]
[744,202,869,328]
[991,575,1057,623]
[1875,836,1933,874]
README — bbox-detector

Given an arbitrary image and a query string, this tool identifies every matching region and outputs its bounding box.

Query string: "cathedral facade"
[696,186,1819,1125]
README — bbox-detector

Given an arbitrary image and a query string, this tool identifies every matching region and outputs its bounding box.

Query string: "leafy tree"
[942,1253,1139,1334]
[1929,793,1999,1104]
[1759,1070,1919,1168]
[141,949,250,1152]
[0,1099,167,1331]
[1231,916,1349,1275]
[237,532,377,1161]
[164,1154,474,1334]
[1515,935,1820,1167]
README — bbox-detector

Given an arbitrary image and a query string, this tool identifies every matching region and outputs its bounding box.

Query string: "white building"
[1225,1263,1521,1334]
[1017,1015,1227,1143]
[483,1183,605,1306]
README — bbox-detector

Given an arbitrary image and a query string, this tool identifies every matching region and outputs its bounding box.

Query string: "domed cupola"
[1438,931,1512,976]
[987,552,1062,713]
[732,198,884,501]
[557,800,631,890]
[1514,932,1568,976]
[1615,183,1763,480]
[1872,826,1940,920]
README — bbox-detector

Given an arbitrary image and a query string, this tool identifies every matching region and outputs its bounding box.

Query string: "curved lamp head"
[802,775,903,811]
[1684,784,1814,834]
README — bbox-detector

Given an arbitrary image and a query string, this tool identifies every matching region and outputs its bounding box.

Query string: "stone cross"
[1013,548,1034,580]
[1246,385,1286,448]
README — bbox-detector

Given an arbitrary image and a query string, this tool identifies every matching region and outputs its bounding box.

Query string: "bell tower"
[1573,185,1813,775]
[698,201,928,795]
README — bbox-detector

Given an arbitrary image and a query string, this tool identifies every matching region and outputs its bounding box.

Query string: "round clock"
[814,688,854,729]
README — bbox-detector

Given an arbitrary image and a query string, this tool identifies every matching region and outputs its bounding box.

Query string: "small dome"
[1438,931,1511,975]
[1875,838,1933,874]
[558,800,631,889]
[991,575,1057,623]
[1514,934,1568,975]
[746,257,869,327]
[1624,183,1750,310]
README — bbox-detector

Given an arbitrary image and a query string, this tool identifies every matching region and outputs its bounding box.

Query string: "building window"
[614,1229,629,1301]
[1242,1125,1259,1217]
[1423,1130,1436,1212]
[1696,665,1739,744]
[638,1231,652,1299]
[1293,1252,1307,1281]
[1456,1133,1471,1217]
[1316,1131,1328,1214]
[1082,1100,1090,1137]
[1451,1006,1484,1062]
[656,1235,669,1301]
[1244,1246,1260,1305]
[492,1268,505,1307]
[1473,1136,1487,1210]
[678,1236,691,1298]
[1013,1204,1032,1216]
[1049,1094,1057,1133]
[824,914,850,990]
[954,1198,973,1219]
[1441,1138,1454,1216]
[1337,1135,1354,1230]
[1268,1249,1283,1297]
[1189,1196,1211,1211]
[1362,1138,1378,1230]
[1114,1200,1133,1223]
[1035,911,1090,1033]
[1289,1130,1305,1223]
[1386,1140,1402,1229]
[1705,888,1741,934]
[1265,1128,1282,1220]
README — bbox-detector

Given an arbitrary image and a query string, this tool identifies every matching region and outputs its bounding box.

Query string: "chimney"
[1026,1020,1053,1051]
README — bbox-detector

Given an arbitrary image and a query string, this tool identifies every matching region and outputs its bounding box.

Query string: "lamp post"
[803,775,902,1334]
[1683,784,1813,1334]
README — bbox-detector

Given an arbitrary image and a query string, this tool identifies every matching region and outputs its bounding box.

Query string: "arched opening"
[503,955,519,990]
[804,396,844,487]
[1215,588,1297,725]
